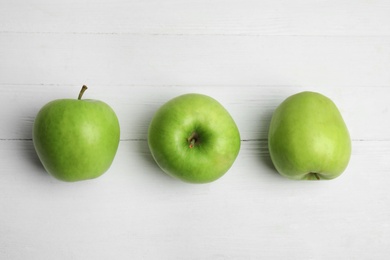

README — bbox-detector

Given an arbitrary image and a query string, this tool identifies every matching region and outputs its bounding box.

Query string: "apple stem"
[189,138,196,148]
[78,85,88,100]
[188,132,199,149]
[314,173,320,180]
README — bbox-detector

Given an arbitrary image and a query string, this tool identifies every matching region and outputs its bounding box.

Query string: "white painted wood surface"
[1,1,390,259]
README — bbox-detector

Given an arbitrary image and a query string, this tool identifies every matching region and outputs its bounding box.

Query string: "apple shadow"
[136,134,175,183]
[19,116,46,175]
[136,136,160,170]
[132,108,174,182]
[258,110,279,176]
[21,139,46,172]
[259,144,276,171]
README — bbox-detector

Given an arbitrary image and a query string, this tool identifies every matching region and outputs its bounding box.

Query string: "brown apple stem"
[188,132,198,148]
[314,173,320,180]
[189,139,195,148]
[78,85,88,100]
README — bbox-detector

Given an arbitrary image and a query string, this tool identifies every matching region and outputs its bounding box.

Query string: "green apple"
[33,86,120,182]
[148,93,241,183]
[268,91,351,180]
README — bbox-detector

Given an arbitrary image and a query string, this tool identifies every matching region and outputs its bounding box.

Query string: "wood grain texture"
[1,34,389,87]
[1,0,390,259]
[1,0,390,36]
[0,85,388,141]
[1,139,390,259]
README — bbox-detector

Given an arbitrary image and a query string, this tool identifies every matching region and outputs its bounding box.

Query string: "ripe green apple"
[148,93,241,183]
[33,86,120,182]
[268,91,351,180]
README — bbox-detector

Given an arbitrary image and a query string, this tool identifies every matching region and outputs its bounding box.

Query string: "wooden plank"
[1,33,390,87]
[1,139,389,259]
[0,85,389,141]
[1,0,389,36]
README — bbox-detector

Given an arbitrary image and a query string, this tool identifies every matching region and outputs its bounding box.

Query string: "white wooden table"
[1,1,390,259]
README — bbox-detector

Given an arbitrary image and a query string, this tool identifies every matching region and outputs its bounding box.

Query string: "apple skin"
[33,86,120,182]
[268,91,351,180]
[148,93,241,183]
